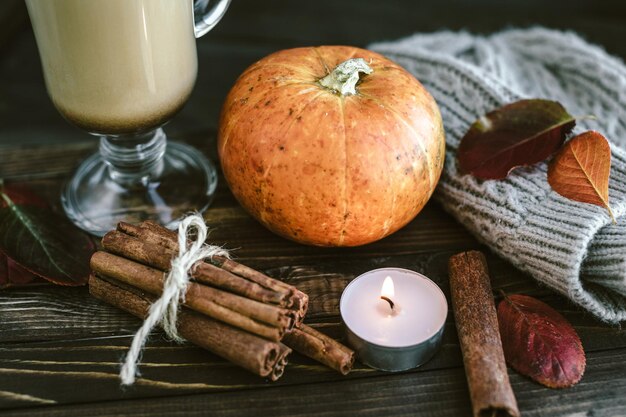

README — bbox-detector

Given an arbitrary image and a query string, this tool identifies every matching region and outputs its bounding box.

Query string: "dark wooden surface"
[1,1,626,416]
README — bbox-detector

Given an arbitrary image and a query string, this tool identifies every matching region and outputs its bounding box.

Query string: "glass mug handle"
[193,0,231,38]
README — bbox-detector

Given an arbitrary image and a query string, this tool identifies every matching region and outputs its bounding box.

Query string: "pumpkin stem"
[318,58,373,96]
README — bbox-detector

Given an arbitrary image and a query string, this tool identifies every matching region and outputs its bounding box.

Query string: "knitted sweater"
[370,28,626,323]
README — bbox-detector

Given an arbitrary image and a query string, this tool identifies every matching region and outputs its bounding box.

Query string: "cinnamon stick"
[108,223,308,324]
[92,220,357,379]
[119,220,305,301]
[215,256,309,319]
[110,229,287,306]
[118,220,180,251]
[194,261,286,306]
[119,221,299,295]
[448,251,520,417]
[103,230,173,271]
[90,251,293,341]
[89,273,291,380]
[282,324,355,375]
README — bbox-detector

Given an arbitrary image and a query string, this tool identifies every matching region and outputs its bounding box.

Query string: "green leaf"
[0,183,95,286]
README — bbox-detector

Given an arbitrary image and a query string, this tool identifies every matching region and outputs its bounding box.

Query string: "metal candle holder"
[340,267,448,372]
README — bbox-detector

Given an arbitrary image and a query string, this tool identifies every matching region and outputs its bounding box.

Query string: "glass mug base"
[61,140,217,237]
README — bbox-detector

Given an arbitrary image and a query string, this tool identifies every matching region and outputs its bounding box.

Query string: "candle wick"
[380,295,394,310]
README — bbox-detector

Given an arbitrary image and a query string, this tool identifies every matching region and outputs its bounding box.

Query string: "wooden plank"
[0,348,624,417]
[0,142,96,180]
[0,177,477,262]
[0,250,540,342]
[0,308,622,412]
[0,134,210,181]
[0,251,444,342]
[0,325,457,410]
[2,249,623,344]
[0,248,623,410]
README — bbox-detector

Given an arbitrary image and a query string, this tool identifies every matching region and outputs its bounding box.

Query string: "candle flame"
[381,276,394,299]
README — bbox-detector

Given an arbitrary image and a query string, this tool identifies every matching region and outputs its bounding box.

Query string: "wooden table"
[1,1,626,416]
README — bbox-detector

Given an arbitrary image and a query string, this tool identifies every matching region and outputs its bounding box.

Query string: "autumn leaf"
[0,182,95,286]
[548,131,615,222]
[497,294,585,388]
[0,252,45,289]
[458,99,576,179]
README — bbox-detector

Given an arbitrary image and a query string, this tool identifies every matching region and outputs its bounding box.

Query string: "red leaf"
[0,184,48,209]
[548,131,615,222]
[0,183,95,287]
[497,294,585,388]
[0,252,46,289]
[458,99,576,179]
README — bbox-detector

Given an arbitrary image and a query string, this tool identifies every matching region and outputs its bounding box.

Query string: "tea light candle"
[340,267,448,371]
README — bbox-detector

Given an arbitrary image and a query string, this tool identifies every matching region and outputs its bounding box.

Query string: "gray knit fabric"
[370,28,626,323]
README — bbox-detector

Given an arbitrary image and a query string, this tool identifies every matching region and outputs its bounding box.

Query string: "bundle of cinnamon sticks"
[89,220,354,380]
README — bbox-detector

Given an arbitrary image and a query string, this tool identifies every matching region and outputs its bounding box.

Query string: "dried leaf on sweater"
[497,294,586,388]
[458,99,576,179]
[548,131,615,221]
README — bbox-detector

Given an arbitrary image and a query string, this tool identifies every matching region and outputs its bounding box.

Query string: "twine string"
[119,214,229,385]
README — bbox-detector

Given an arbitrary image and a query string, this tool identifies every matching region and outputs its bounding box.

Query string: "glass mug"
[25,0,231,236]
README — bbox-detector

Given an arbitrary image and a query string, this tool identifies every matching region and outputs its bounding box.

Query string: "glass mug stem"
[97,0,232,187]
[99,129,167,186]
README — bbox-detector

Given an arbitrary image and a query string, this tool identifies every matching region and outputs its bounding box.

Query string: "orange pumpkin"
[218,46,445,246]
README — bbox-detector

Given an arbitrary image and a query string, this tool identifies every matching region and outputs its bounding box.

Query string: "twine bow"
[120,214,229,385]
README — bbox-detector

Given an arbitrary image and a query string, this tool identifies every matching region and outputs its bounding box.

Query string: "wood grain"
[1,0,626,415]
[0,349,625,417]
[0,251,585,343]
[1,250,625,411]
